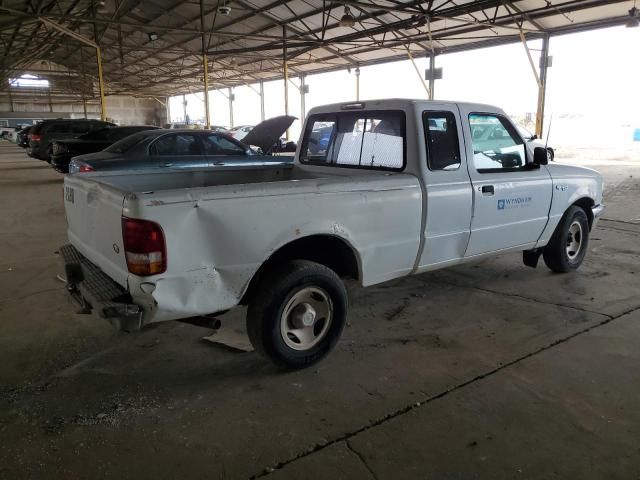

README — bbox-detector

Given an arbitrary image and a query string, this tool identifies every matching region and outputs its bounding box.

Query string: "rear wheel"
[543,206,589,273]
[247,260,347,369]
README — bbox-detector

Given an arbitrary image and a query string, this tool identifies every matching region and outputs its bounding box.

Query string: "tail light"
[30,134,41,142]
[121,217,167,276]
[78,164,95,173]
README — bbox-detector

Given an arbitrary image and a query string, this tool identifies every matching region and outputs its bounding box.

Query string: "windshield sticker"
[498,196,532,210]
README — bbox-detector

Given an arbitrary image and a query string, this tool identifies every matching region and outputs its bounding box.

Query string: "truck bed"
[79,164,314,194]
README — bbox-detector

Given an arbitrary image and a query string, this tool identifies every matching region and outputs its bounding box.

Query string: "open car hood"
[240,115,296,152]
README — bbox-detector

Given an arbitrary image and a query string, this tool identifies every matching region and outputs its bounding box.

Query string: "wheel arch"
[240,234,361,305]
[571,197,595,229]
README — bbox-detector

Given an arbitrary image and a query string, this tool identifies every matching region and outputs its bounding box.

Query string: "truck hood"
[241,115,296,152]
[545,162,602,180]
[546,163,604,204]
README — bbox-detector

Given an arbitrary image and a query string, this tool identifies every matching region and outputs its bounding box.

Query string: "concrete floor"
[1,141,639,479]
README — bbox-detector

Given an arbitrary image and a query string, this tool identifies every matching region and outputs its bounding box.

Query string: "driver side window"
[469,114,526,173]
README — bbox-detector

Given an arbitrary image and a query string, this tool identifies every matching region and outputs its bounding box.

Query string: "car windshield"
[104,132,148,153]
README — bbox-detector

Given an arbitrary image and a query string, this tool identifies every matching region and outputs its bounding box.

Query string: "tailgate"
[63,175,130,287]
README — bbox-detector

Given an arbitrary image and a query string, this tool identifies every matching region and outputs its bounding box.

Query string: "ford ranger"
[60,99,604,369]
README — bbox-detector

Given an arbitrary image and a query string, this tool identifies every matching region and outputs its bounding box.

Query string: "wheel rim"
[566,221,583,260]
[280,287,333,351]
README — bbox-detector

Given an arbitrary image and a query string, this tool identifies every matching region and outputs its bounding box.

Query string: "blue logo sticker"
[497,199,505,210]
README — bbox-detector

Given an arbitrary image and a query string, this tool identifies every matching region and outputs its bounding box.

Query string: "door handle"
[481,185,495,195]
[161,162,173,167]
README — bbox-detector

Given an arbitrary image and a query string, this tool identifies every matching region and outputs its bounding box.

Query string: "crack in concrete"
[249,305,640,479]
[435,279,614,319]
[346,440,380,480]
[0,286,64,307]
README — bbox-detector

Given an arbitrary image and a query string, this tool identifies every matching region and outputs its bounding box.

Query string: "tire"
[543,206,590,273]
[247,260,348,369]
[45,144,53,163]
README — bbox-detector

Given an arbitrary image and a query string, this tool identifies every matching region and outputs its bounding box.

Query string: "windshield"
[104,132,147,154]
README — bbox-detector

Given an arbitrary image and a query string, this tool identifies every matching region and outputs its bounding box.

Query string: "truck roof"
[306,98,503,116]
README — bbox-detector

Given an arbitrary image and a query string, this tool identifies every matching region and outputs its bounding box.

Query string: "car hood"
[240,115,296,152]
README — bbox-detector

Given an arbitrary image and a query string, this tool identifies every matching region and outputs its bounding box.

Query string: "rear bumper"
[60,244,144,331]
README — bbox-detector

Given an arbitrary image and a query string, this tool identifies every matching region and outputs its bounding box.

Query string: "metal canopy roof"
[0,0,635,99]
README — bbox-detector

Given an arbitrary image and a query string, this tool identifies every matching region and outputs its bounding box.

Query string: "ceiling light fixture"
[148,32,159,41]
[627,0,639,27]
[340,6,356,28]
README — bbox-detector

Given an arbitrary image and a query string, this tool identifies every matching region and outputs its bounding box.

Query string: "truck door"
[418,107,474,270]
[462,111,552,256]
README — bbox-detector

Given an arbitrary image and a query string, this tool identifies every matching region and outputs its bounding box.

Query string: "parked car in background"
[209,125,228,133]
[28,119,115,161]
[69,116,295,173]
[50,126,160,173]
[227,124,254,141]
[517,125,554,161]
[17,126,34,148]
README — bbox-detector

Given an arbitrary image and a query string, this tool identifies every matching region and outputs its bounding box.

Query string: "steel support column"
[259,80,265,122]
[283,26,290,140]
[355,66,360,101]
[536,34,550,138]
[96,47,107,120]
[182,94,187,123]
[7,87,14,112]
[300,73,306,122]
[200,0,210,128]
[228,87,234,128]
[428,52,436,100]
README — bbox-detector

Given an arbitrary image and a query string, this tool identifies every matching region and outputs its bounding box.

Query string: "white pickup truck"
[61,99,604,368]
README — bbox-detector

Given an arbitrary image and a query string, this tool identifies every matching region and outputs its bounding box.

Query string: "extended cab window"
[469,114,526,173]
[423,111,461,171]
[301,110,405,171]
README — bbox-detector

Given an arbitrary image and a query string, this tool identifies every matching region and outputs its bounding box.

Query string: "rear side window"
[423,111,461,171]
[469,114,526,173]
[150,134,202,156]
[301,110,405,171]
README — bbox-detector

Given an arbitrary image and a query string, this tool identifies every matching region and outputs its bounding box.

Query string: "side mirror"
[533,146,549,166]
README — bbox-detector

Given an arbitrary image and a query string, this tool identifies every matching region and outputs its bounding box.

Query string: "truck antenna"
[545,114,553,149]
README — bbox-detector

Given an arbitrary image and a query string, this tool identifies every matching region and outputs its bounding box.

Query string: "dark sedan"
[69,116,295,173]
[51,125,159,173]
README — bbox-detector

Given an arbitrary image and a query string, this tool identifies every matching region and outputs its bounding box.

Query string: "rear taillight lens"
[122,217,166,276]
[30,134,41,142]
[78,164,95,173]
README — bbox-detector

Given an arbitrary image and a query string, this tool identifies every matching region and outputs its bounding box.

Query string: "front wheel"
[247,260,348,369]
[543,206,590,273]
